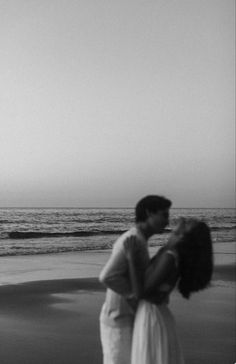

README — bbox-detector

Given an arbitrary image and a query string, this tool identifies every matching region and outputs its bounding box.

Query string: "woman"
[124,218,213,364]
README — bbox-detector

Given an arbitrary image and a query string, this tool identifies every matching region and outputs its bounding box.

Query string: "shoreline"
[0,261,235,293]
[0,241,235,286]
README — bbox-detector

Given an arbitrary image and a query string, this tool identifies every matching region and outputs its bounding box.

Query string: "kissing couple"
[99,195,213,364]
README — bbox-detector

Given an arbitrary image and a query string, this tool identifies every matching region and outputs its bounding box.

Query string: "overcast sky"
[0,0,235,208]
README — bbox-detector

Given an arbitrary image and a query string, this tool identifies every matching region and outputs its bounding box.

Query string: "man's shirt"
[99,226,150,327]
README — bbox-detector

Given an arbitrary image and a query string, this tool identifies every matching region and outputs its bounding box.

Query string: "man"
[99,195,171,364]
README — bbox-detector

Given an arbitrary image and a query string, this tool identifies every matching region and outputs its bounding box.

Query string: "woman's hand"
[123,236,137,260]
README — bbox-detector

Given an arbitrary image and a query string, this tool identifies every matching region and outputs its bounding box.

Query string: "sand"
[0,244,235,364]
[1,242,235,285]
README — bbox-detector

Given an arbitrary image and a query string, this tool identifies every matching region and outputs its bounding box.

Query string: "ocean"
[0,208,235,256]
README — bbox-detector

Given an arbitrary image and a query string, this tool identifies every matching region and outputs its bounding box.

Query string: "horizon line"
[0,206,235,209]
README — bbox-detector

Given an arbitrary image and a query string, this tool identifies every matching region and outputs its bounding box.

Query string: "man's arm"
[99,240,131,296]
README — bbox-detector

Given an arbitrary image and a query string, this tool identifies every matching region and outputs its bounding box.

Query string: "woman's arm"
[144,250,177,295]
[144,219,185,295]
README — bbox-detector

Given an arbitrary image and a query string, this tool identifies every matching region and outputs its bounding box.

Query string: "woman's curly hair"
[176,221,213,299]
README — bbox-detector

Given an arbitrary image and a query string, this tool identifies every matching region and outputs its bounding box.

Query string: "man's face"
[147,208,169,234]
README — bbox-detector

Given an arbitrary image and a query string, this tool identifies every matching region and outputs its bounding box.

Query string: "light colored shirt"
[99,227,150,327]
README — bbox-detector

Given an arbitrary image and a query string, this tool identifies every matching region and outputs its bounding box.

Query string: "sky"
[0,0,235,208]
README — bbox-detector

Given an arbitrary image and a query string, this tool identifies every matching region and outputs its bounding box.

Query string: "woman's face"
[173,217,186,236]
[184,219,198,233]
[166,218,186,248]
[170,218,198,246]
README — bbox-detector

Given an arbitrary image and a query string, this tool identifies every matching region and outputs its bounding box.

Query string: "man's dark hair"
[135,195,172,222]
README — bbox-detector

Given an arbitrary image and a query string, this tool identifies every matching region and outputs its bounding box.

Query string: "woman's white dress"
[131,250,185,364]
[131,300,184,364]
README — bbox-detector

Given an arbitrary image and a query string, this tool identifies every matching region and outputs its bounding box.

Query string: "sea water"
[0,208,235,256]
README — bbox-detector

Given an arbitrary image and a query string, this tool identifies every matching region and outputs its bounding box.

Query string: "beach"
[1,0,234,360]
[0,243,235,364]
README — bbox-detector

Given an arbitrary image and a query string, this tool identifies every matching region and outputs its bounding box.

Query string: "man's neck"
[136,222,153,240]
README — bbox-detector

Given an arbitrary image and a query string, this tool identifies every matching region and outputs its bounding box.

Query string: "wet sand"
[0,246,235,364]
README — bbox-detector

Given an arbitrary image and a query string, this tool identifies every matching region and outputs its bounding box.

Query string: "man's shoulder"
[113,227,145,250]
